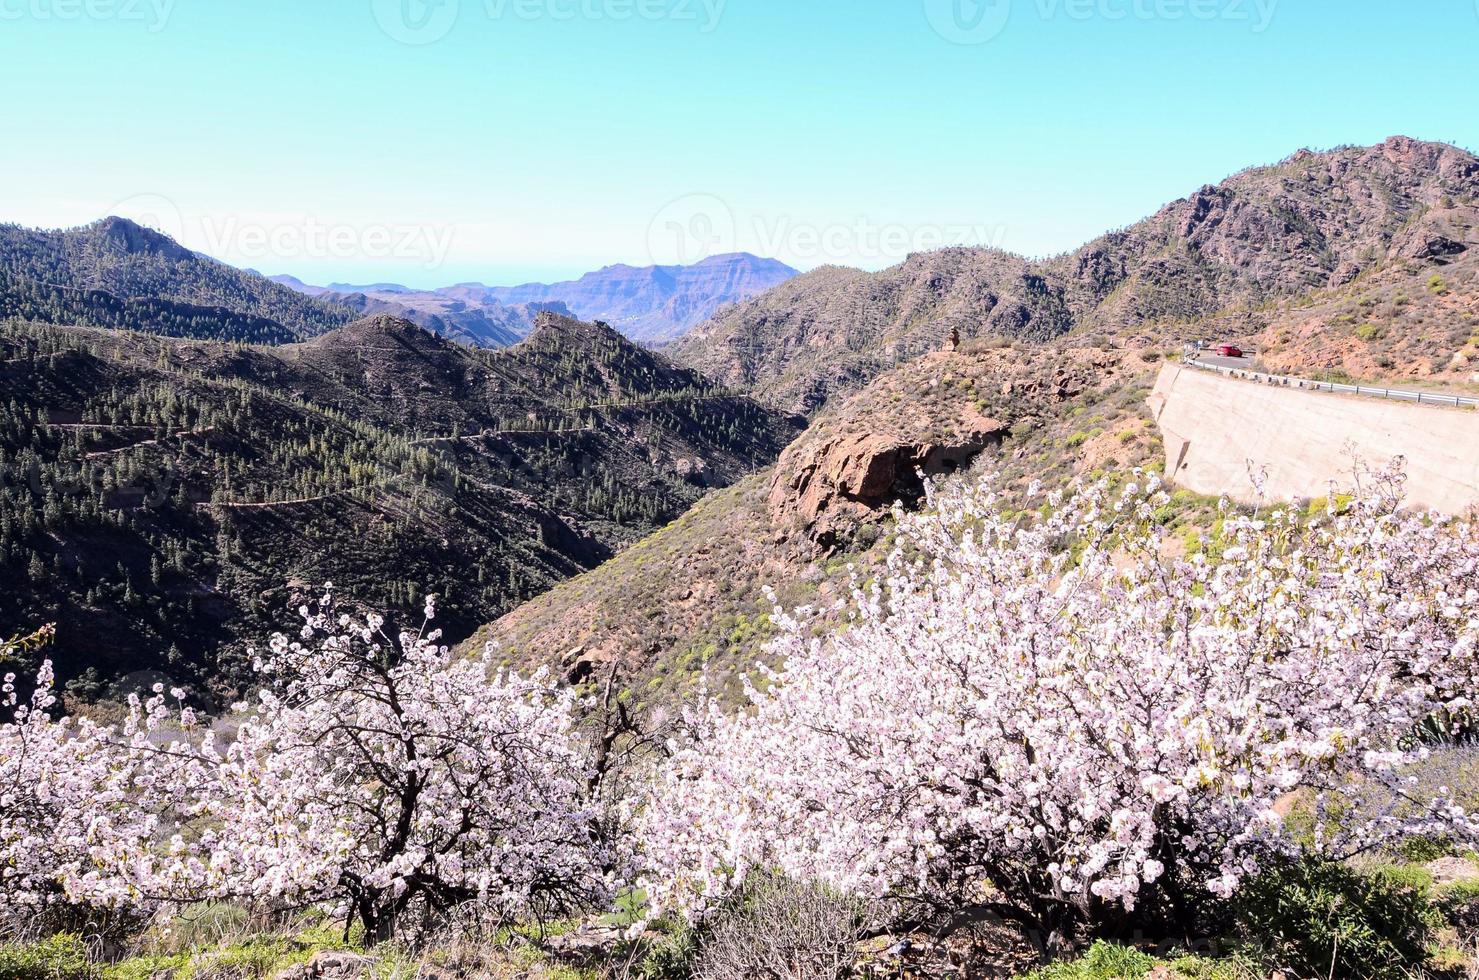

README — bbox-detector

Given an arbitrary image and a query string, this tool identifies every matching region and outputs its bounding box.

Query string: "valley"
[0,312,798,702]
[4,134,1479,980]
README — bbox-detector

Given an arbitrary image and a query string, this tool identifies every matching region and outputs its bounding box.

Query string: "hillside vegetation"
[671,137,1479,414]
[0,218,354,344]
[0,313,798,702]
[5,137,1479,980]
[470,338,1170,707]
[477,137,1479,713]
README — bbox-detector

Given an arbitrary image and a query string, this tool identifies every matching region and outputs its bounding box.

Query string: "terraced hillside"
[0,313,799,702]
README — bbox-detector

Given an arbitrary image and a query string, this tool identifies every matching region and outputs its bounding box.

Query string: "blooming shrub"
[0,626,171,935]
[642,472,1479,950]
[2,600,622,943]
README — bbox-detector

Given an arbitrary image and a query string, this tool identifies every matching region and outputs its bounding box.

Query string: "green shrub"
[1020,941,1155,979]
[1437,880,1479,942]
[1355,323,1383,342]
[637,919,701,980]
[0,934,91,980]
[1018,941,1261,979]
[1231,858,1438,979]
[1397,835,1454,864]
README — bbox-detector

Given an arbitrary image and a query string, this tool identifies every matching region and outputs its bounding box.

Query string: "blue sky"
[2,0,1477,286]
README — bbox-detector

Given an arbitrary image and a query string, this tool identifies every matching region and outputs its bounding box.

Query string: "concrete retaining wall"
[1149,363,1479,514]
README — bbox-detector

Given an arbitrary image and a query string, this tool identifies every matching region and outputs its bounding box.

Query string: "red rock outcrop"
[768,398,1007,551]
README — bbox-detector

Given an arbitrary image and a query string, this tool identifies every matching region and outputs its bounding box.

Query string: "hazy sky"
[3,0,1476,286]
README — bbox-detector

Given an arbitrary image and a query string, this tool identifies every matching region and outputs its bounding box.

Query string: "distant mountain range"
[0,216,795,350]
[267,274,569,348]
[273,253,798,346]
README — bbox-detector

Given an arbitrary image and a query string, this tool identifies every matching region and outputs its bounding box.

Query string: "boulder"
[769,411,1006,551]
[274,951,376,980]
[545,923,628,964]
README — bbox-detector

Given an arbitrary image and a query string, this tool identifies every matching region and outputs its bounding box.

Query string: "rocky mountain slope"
[277,253,798,347]
[467,337,1166,707]
[1193,218,1479,386]
[671,137,1479,414]
[0,218,354,344]
[475,136,1479,710]
[0,312,799,703]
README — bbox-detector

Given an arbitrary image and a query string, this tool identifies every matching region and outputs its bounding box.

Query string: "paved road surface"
[1196,354,1254,371]
[1183,356,1479,409]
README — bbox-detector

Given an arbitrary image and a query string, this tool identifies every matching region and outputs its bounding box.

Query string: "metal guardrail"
[1184,358,1479,410]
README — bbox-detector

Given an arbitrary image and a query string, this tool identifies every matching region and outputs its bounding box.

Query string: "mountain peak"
[301,313,446,350]
[89,215,195,261]
[672,136,1479,415]
[527,309,623,344]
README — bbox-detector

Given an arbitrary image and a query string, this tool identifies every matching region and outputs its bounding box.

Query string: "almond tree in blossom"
[642,471,1479,953]
[3,600,625,944]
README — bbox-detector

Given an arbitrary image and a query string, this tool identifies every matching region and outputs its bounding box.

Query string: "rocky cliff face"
[767,384,1008,551]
